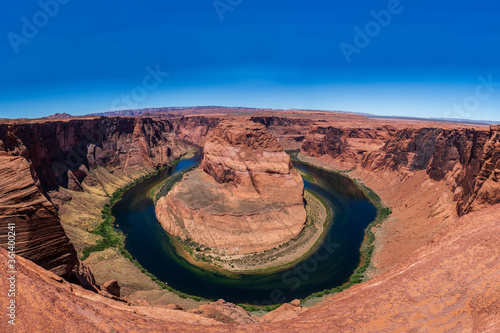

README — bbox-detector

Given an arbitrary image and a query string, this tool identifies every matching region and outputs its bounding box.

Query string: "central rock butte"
[155,120,307,255]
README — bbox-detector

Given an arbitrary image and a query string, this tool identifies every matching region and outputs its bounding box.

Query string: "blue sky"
[1,0,500,120]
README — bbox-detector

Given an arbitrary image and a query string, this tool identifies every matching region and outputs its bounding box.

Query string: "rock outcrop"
[0,152,77,278]
[189,299,258,325]
[301,124,500,215]
[0,117,186,194]
[460,125,500,213]
[156,120,306,255]
[301,126,351,159]
[101,280,121,298]
[260,300,305,323]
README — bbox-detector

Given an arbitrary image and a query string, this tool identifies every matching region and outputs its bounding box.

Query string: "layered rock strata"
[461,125,500,213]
[0,116,188,282]
[0,117,186,195]
[156,120,306,255]
[301,124,500,215]
[0,152,77,277]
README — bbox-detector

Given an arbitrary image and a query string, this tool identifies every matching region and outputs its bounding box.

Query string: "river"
[112,153,377,304]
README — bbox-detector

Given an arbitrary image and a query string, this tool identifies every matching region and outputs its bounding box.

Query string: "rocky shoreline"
[165,189,331,273]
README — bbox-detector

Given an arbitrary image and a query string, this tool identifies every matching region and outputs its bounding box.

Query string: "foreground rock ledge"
[156,120,307,255]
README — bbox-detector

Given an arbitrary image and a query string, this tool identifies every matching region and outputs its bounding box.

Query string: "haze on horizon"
[1,0,500,121]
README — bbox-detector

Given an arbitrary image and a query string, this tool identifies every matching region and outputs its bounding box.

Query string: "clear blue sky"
[1,0,499,120]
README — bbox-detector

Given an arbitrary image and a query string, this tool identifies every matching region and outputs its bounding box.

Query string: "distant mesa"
[155,120,307,255]
[44,112,73,119]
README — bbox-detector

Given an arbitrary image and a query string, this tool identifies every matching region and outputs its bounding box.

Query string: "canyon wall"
[172,116,220,146]
[250,116,314,150]
[4,200,500,331]
[0,117,188,274]
[0,117,186,195]
[0,152,77,278]
[171,114,314,150]
[460,125,500,214]
[166,114,500,215]
[300,124,500,215]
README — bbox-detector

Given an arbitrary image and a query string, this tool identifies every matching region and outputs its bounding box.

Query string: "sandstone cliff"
[300,124,500,215]
[172,116,220,146]
[250,116,314,150]
[0,152,77,278]
[156,120,306,255]
[166,113,500,216]
[0,117,186,194]
[1,110,500,332]
[0,117,188,276]
[460,125,500,214]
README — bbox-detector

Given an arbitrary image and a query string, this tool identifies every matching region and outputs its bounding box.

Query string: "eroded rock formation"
[0,152,77,278]
[0,117,186,195]
[172,116,220,146]
[301,124,500,215]
[460,125,500,213]
[0,116,189,255]
[156,120,306,254]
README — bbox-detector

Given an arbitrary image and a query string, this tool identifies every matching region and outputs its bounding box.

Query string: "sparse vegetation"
[297,168,315,182]
[79,155,213,303]
[81,151,391,312]
[237,304,281,312]
[81,157,192,260]
[290,154,392,304]
[153,165,197,203]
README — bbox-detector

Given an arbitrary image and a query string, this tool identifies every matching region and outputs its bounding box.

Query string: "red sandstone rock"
[461,125,500,213]
[260,300,304,323]
[101,280,121,298]
[156,120,306,255]
[192,299,258,325]
[2,204,500,331]
[173,115,221,146]
[1,111,500,332]
[0,152,77,278]
[301,123,499,216]
[0,117,187,196]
